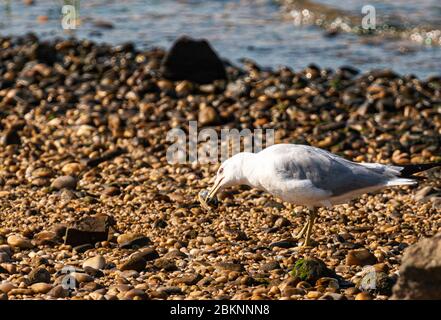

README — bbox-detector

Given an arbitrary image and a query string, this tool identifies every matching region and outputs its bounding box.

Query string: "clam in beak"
[199,176,224,210]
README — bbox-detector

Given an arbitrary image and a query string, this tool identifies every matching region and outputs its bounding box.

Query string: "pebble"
[355,292,373,300]
[30,283,53,294]
[82,255,106,270]
[7,235,34,249]
[117,233,151,249]
[28,267,51,284]
[50,176,77,190]
[47,285,69,298]
[0,282,16,293]
[346,248,378,266]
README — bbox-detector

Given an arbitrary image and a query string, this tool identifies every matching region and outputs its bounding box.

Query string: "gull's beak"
[206,175,224,202]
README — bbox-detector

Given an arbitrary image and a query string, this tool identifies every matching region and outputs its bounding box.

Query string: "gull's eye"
[218,167,224,175]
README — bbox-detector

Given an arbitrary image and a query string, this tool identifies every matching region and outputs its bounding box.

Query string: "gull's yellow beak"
[199,175,224,210]
[206,176,224,203]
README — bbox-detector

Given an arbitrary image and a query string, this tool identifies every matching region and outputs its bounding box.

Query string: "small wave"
[277,0,441,46]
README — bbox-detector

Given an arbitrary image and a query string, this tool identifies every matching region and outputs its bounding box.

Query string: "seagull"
[200,144,440,247]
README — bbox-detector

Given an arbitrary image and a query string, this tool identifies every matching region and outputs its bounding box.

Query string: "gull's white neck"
[233,152,262,188]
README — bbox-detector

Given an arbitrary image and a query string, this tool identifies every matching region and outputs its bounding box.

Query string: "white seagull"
[200,144,440,246]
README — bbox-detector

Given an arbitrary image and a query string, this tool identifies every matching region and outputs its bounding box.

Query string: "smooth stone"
[0,282,15,293]
[51,175,77,190]
[346,248,377,266]
[117,233,151,249]
[30,283,53,294]
[7,235,34,249]
[124,289,149,300]
[118,247,159,272]
[47,285,69,298]
[71,272,94,283]
[82,255,106,270]
[355,292,373,300]
[33,231,59,246]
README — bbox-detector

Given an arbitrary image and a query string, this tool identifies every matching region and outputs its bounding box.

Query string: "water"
[0,0,440,78]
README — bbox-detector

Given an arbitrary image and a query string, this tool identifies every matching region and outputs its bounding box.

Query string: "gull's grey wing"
[269,145,394,197]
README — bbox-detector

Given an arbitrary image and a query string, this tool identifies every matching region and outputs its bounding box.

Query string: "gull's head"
[205,152,251,203]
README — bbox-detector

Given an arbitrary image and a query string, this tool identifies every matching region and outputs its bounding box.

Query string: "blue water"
[0,0,440,78]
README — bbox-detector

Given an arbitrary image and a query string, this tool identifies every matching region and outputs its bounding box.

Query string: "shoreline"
[0,34,440,300]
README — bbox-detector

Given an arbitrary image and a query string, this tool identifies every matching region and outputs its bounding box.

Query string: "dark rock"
[1,128,21,145]
[161,36,227,84]
[392,233,441,300]
[118,247,159,272]
[290,258,335,284]
[73,244,94,253]
[28,267,51,284]
[85,148,126,168]
[269,239,297,249]
[157,286,182,295]
[32,42,58,65]
[118,235,151,249]
[153,258,178,271]
[64,215,113,247]
[52,224,68,239]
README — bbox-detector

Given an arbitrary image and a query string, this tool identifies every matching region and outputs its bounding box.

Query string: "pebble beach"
[0,33,440,300]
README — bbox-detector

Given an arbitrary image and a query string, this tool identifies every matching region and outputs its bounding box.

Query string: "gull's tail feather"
[399,162,441,178]
[386,178,417,187]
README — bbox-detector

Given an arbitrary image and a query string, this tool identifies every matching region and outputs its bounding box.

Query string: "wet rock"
[51,175,77,190]
[392,233,441,300]
[64,215,113,247]
[161,36,227,84]
[290,258,334,284]
[346,248,377,266]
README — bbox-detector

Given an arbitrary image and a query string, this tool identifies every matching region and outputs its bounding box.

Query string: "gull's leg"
[303,207,318,247]
[293,218,309,241]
